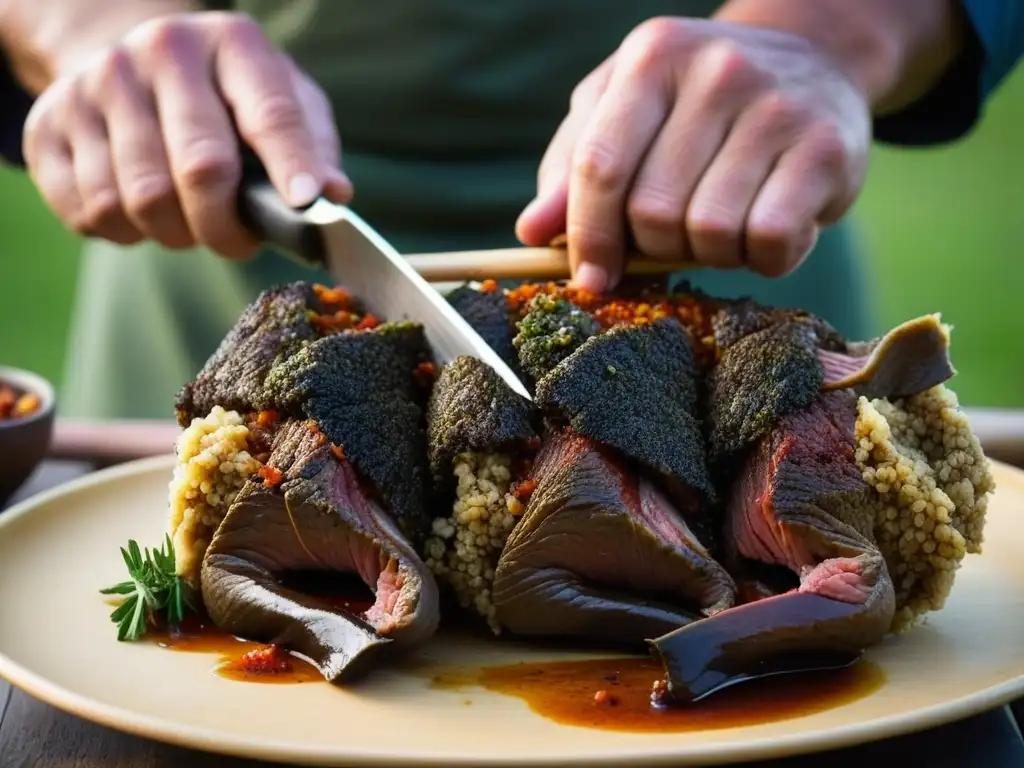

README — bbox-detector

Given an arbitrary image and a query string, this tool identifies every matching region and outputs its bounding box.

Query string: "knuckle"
[134,16,191,61]
[177,143,239,191]
[687,207,740,248]
[243,94,305,140]
[623,16,684,73]
[215,12,264,45]
[73,190,123,234]
[627,190,683,233]
[695,40,762,100]
[805,125,849,175]
[572,142,627,192]
[123,173,177,220]
[90,46,133,95]
[753,92,809,136]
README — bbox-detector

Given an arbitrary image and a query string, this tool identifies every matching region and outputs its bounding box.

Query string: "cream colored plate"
[1,456,1023,767]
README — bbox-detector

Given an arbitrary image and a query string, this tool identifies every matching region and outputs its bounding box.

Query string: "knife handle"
[235,154,328,269]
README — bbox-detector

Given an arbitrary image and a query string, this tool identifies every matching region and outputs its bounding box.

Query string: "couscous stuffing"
[424,451,521,633]
[167,406,263,585]
[855,384,995,631]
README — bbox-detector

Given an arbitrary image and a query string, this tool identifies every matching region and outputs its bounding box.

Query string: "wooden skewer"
[405,245,692,283]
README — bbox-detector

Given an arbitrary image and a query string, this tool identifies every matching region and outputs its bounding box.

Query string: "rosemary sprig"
[99,535,196,641]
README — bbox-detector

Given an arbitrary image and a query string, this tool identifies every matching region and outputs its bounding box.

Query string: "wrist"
[713,0,964,115]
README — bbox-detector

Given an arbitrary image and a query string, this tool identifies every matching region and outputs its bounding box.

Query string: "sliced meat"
[819,314,954,399]
[492,430,736,646]
[534,320,716,545]
[445,285,524,380]
[651,392,894,704]
[202,420,440,683]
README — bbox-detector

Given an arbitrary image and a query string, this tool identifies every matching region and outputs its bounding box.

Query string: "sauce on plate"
[433,655,884,732]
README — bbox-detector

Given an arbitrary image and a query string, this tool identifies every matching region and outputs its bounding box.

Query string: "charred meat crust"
[426,355,538,481]
[175,281,434,542]
[705,320,824,468]
[175,282,320,425]
[534,319,716,506]
[445,286,524,379]
[267,326,434,540]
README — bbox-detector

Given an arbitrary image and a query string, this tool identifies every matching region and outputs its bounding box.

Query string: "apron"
[60,0,877,419]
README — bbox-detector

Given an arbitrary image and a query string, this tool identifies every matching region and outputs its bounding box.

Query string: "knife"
[236,174,532,401]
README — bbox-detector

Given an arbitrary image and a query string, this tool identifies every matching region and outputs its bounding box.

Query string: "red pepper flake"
[229,645,294,676]
[512,478,538,501]
[479,278,499,294]
[414,361,436,386]
[593,690,618,707]
[256,409,280,429]
[355,313,380,331]
[330,443,346,461]
[258,465,283,488]
[313,283,351,311]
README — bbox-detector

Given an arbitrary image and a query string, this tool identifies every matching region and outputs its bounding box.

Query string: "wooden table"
[2,461,1023,768]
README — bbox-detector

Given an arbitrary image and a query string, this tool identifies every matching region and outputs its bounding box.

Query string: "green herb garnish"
[99,536,196,641]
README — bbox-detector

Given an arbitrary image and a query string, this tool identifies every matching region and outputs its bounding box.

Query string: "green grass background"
[2,72,1022,408]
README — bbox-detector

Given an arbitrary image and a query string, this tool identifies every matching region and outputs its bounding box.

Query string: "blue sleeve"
[873,0,1024,146]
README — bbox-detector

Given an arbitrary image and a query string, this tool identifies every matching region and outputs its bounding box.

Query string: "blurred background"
[1,69,1022,409]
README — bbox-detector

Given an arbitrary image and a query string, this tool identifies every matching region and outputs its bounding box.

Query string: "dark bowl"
[0,366,56,508]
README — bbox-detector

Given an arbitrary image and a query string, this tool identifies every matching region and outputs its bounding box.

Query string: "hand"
[22,11,350,259]
[516,17,871,293]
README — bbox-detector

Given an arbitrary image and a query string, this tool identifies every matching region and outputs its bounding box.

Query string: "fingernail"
[574,262,609,294]
[288,173,321,207]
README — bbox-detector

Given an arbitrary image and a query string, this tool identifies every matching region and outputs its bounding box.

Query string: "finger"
[27,136,83,230]
[567,54,672,292]
[684,93,809,269]
[88,47,193,249]
[69,121,145,245]
[516,59,613,247]
[146,25,256,259]
[745,141,841,277]
[286,59,352,204]
[23,91,83,227]
[626,40,770,263]
[215,19,336,207]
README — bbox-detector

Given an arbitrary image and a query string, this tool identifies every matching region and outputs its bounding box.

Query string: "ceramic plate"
[1,455,1023,767]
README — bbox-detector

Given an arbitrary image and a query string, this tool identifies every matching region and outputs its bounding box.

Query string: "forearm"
[0,0,194,94]
[714,0,966,116]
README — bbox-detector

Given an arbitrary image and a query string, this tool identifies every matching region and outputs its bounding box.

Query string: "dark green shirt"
[60,0,875,419]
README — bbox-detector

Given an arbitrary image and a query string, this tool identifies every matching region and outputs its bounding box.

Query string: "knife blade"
[236,177,533,401]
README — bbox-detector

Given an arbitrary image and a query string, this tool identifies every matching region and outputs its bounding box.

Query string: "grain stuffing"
[856,384,994,631]
[167,405,262,585]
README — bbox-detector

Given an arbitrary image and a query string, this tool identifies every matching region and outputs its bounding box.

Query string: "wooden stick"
[47,410,1024,468]
[405,246,692,283]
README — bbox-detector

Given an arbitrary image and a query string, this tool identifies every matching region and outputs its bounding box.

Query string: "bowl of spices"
[0,366,56,507]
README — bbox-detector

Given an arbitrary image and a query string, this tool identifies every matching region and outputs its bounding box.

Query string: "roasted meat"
[170,281,440,683]
[203,420,439,682]
[651,391,894,702]
[491,315,731,645]
[493,429,735,645]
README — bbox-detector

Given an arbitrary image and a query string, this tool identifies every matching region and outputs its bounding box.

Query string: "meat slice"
[819,314,954,399]
[651,391,894,703]
[202,420,440,683]
[492,430,736,646]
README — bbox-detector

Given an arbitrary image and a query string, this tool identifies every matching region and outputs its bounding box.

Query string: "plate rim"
[1,455,1022,767]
